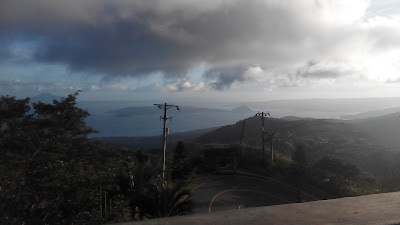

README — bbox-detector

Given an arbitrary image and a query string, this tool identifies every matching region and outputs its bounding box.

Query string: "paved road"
[114,192,400,225]
[190,174,302,213]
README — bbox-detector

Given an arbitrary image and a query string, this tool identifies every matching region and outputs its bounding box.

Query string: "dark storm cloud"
[0,36,18,61]
[32,21,190,77]
[1,0,400,89]
[0,0,308,78]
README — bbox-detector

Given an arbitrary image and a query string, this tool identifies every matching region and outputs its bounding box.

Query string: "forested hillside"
[349,112,400,149]
[194,116,400,186]
[0,93,194,224]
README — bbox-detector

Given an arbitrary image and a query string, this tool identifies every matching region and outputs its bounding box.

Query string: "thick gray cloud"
[296,61,351,79]
[3,0,290,77]
[204,65,252,90]
[1,0,400,90]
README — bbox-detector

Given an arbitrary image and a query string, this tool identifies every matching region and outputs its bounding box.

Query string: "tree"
[288,145,308,188]
[151,181,194,218]
[0,93,193,224]
[311,156,376,197]
[171,141,190,182]
[293,145,307,169]
[313,156,359,179]
[130,180,194,219]
[0,92,130,225]
[0,96,31,161]
[128,159,193,220]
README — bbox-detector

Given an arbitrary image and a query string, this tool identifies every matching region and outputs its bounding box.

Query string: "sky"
[1,0,400,103]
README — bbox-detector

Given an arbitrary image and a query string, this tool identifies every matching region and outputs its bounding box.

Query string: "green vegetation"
[308,156,377,197]
[1,92,397,224]
[0,93,193,225]
[187,142,378,199]
[171,141,191,182]
[193,115,400,196]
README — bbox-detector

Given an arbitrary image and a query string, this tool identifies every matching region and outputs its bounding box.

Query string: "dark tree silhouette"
[128,161,193,220]
[171,141,190,181]
[289,145,308,189]
[0,92,134,224]
[293,145,307,167]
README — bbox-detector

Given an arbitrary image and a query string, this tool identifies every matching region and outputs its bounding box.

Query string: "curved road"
[190,174,303,213]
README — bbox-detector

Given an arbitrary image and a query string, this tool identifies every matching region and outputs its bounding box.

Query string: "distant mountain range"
[341,107,400,120]
[248,98,400,113]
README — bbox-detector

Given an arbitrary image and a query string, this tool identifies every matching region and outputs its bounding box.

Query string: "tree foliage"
[128,157,194,220]
[0,92,132,224]
[0,92,193,224]
[293,145,307,169]
[310,156,376,197]
[171,141,191,182]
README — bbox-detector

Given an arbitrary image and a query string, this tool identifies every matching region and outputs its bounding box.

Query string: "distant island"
[231,105,255,113]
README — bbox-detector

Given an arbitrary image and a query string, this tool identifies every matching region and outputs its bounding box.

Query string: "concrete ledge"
[113,192,400,225]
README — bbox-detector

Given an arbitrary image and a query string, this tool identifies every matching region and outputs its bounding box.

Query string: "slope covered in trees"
[0,93,193,225]
[194,116,400,192]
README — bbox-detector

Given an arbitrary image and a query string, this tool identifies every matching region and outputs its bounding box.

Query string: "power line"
[154,103,180,180]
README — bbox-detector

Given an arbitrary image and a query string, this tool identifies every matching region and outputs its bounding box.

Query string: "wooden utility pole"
[100,186,102,216]
[270,132,278,170]
[255,111,270,165]
[154,103,180,180]
[239,119,246,145]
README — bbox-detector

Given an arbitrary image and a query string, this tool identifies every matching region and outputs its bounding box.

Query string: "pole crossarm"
[255,111,270,117]
[154,103,180,110]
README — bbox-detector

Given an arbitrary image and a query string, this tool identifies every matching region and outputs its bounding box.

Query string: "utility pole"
[154,103,180,181]
[239,119,246,145]
[270,132,278,171]
[255,111,270,166]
